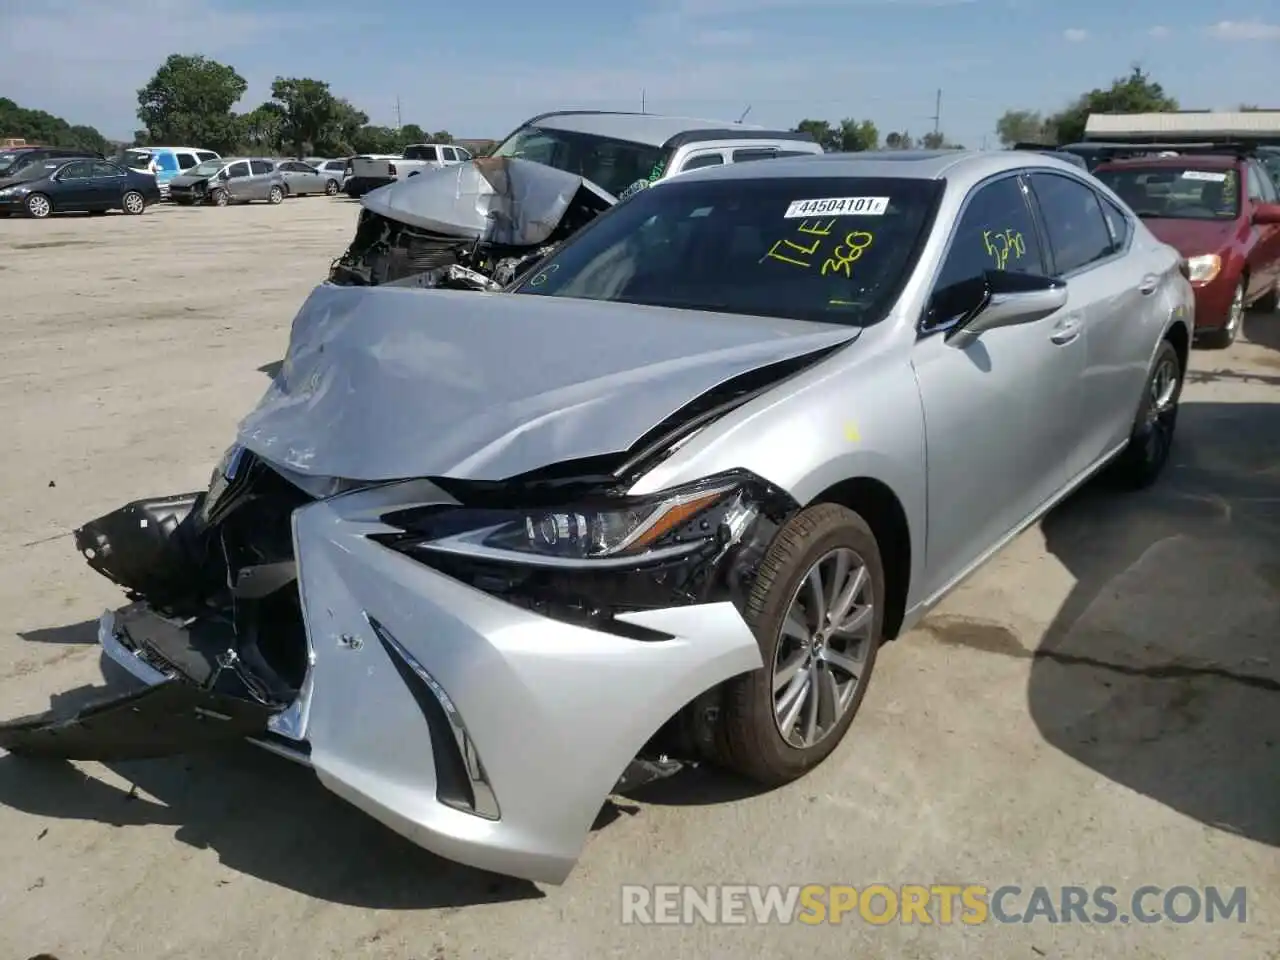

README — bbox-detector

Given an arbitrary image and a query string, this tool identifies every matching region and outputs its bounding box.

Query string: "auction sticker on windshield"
[784,197,889,218]
[1180,171,1227,182]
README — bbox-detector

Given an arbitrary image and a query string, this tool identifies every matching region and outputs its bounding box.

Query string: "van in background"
[121,146,220,199]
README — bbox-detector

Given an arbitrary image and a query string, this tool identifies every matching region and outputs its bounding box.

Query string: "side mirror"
[1252,202,1280,226]
[941,271,1068,348]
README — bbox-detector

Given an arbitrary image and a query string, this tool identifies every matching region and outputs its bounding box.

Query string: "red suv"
[1094,153,1280,347]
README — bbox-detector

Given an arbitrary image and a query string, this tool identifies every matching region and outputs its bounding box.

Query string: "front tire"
[24,193,52,219]
[121,190,146,215]
[211,188,229,207]
[267,185,284,205]
[1202,280,1244,348]
[324,178,338,195]
[714,503,883,786]
[1108,339,1182,490]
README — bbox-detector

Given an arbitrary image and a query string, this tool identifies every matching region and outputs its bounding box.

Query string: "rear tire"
[713,503,884,786]
[121,191,146,215]
[1108,339,1182,490]
[324,178,338,195]
[267,185,284,205]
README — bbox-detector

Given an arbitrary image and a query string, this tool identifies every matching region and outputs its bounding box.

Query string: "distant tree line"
[995,66,1179,147]
[0,97,110,153]
[792,118,963,152]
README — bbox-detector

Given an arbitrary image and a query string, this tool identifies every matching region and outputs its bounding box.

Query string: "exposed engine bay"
[328,155,617,289]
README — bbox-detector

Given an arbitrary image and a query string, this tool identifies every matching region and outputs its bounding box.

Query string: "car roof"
[527,110,812,148]
[1094,154,1240,171]
[667,149,1089,186]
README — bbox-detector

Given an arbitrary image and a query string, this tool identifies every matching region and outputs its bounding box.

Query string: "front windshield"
[189,160,224,177]
[1095,166,1240,220]
[513,175,941,326]
[490,124,668,198]
[0,151,20,176]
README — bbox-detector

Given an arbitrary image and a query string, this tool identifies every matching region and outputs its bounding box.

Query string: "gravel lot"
[0,199,1277,960]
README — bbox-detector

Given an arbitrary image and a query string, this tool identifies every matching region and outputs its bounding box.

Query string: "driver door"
[911,173,1084,600]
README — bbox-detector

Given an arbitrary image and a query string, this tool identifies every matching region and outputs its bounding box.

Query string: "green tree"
[838,118,878,151]
[400,123,426,144]
[137,54,247,153]
[795,118,838,151]
[351,125,399,154]
[270,77,338,156]
[920,131,945,149]
[884,131,915,149]
[1048,65,1177,145]
[0,97,109,152]
[321,99,369,155]
[430,129,453,144]
[241,102,285,153]
[995,109,1055,147]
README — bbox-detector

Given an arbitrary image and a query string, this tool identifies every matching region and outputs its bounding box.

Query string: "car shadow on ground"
[1031,399,1280,846]
[1243,308,1280,356]
[0,669,546,908]
[257,360,283,379]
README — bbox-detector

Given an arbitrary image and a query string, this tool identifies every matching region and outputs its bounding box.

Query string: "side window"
[442,147,457,161]
[1099,195,1131,253]
[176,153,196,169]
[732,148,779,163]
[932,176,1045,296]
[249,160,273,175]
[1027,173,1113,274]
[456,148,472,161]
[227,161,250,178]
[58,160,93,179]
[91,160,123,177]
[681,153,724,172]
[1260,163,1279,204]
[1247,162,1276,204]
[156,153,178,172]
[197,152,217,162]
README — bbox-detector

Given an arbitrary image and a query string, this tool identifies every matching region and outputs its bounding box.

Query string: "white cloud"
[1147,25,1171,38]
[1063,28,1088,42]
[1206,20,1280,41]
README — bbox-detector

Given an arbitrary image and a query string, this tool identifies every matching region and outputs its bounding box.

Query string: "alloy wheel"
[26,194,50,218]
[771,547,875,748]
[1140,354,1180,466]
[123,191,144,215]
[1226,283,1244,336]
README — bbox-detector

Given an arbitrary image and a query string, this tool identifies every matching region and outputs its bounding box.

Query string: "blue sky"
[1,0,1277,146]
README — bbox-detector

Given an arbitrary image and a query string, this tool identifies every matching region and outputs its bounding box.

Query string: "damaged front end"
[0,446,316,761]
[327,155,616,290]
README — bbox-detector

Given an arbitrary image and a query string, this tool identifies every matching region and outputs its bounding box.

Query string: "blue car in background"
[121,146,220,199]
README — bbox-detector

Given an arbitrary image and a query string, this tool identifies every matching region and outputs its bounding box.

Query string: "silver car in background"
[0,151,1193,885]
[274,159,338,196]
[168,157,285,206]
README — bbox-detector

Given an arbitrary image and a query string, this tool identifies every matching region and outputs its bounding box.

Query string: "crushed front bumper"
[1,483,764,884]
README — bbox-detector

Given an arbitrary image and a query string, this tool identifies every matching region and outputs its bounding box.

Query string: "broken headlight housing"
[373,472,796,629]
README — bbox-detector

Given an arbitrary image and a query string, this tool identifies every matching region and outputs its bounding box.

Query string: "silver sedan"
[274,159,338,196]
[0,150,1193,887]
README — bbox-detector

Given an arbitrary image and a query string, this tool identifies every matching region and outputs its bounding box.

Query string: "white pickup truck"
[343,143,473,197]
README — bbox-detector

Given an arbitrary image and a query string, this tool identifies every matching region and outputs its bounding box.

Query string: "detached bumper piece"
[0,604,278,761]
[0,683,274,762]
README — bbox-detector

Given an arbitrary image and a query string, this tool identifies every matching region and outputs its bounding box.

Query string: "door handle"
[1138,274,1159,296]
[1050,316,1082,345]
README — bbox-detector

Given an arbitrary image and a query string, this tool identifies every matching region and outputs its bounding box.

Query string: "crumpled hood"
[168,173,209,188]
[235,283,857,482]
[361,155,616,246]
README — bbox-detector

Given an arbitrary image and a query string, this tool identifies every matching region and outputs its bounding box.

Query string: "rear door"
[89,160,128,207]
[249,160,275,198]
[1026,171,1158,479]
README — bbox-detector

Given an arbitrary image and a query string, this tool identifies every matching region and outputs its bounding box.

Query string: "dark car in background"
[1094,152,1280,346]
[0,158,161,218]
[0,146,103,180]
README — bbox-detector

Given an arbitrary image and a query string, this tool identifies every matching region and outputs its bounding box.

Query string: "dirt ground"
[0,199,1277,960]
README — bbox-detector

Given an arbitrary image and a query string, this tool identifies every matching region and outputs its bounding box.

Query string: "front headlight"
[0,186,19,196]
[391,476,752,567]
[1185,253,1221,284]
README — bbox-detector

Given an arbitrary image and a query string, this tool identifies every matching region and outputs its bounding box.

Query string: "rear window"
[514,176,942,326]
[404,145,438,161]
[1094,166,1241,221]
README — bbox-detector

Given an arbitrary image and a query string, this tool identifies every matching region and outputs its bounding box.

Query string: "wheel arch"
[807,476,912,641]
[1163,317,1190,374]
